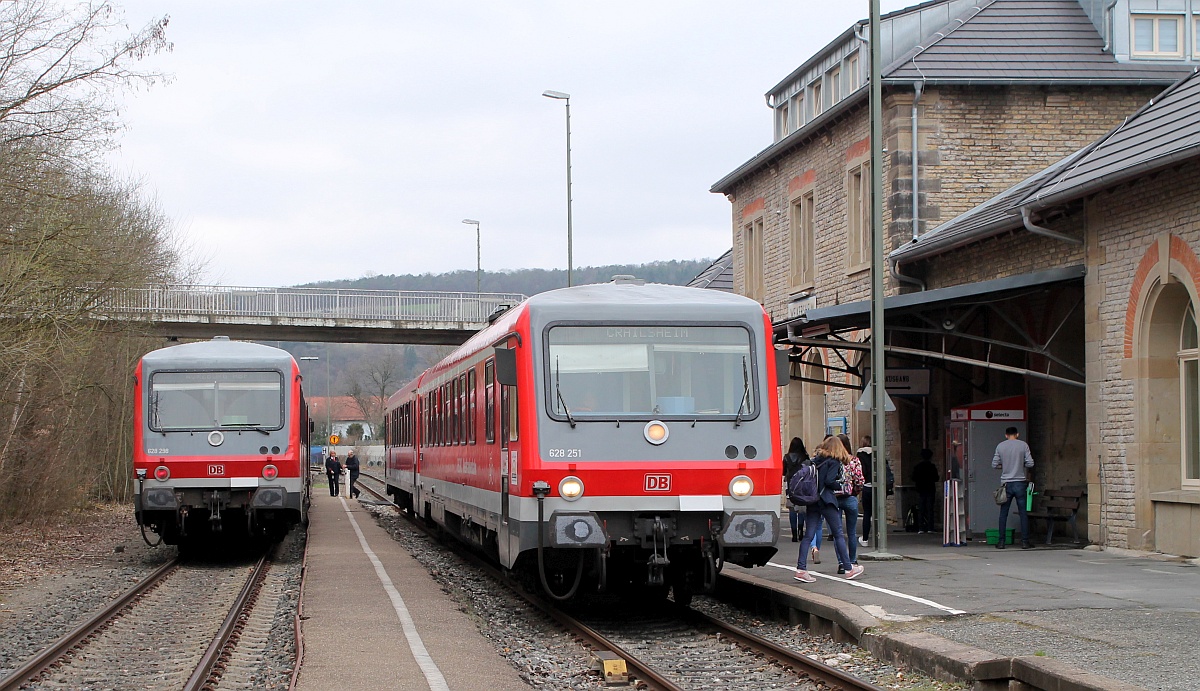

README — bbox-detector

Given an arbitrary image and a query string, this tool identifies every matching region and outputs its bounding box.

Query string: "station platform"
[294,488,528,691]
[724,522,1200,689]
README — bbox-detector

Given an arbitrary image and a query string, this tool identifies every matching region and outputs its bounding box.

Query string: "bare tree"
[0,1,171,157]
[343,347,405,439]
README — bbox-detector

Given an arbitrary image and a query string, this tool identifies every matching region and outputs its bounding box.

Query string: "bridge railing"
[98,285,528,324]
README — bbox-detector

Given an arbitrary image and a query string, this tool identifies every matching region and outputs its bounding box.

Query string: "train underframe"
[389,485,776,603]
[135,486,304,545]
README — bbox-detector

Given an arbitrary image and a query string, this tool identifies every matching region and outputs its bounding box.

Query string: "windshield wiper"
[555,357,576,428]
[734,356,750,428]
[221,423,271,435]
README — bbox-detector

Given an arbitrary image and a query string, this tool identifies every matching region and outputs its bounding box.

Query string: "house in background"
[708,0,1193,538]
[308,396,375,441]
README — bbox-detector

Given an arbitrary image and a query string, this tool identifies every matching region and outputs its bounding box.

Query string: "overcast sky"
[108,1,912,287]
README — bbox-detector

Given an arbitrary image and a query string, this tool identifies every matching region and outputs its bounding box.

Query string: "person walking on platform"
[794,436,864,583]
[992,427,1034,549]
[913,448,940,533]
[345,450,361,499]
[835,438,865,570]
[783,438,809,542]
[325,452,342,497]
[856,437,873,548]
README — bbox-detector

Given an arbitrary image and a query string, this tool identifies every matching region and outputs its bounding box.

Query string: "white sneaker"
[793,570,816,583]
[845,564,865,580]
[858,537,868,547]
[810,547,821,564]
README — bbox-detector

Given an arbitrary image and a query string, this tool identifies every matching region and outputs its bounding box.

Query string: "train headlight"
[729,475,753,499]
[262,464,279,481]
[559,476,584,501]
[643,420,669,445]
[154,465,170,482]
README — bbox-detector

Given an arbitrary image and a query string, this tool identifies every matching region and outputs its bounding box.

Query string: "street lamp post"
[462,219,481,294]
[542,89,573,287]
[299,352,331,442]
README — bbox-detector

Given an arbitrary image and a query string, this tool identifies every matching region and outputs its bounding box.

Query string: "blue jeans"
[837,494,859,563]
[998,480,1030,544]
[796,503,851,570]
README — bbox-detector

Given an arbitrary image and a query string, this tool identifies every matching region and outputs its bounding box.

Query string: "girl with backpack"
[783,438,809,542]
[794,436,865,583]
[835,437,866,569]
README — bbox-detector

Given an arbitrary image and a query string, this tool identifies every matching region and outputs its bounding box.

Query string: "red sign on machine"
[644,474,671,492]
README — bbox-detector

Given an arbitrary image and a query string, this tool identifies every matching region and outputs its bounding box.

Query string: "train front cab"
[500,287,787,601]
[133,339,311,544]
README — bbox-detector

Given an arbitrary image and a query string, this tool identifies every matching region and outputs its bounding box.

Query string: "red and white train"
[383,279,786,601]
[133,337,312,545]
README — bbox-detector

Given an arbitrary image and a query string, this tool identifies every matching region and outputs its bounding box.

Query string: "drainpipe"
[890,256,926,290]
[1102,0,1118,53]
[911,81,924,242]
[1021,207,1083,245]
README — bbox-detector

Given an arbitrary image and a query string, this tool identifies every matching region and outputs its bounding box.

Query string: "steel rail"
[684,609,886,691]
[0,557,181,691]
[183,552,273,691]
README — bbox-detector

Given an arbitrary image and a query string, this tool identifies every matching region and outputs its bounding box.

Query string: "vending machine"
[946,396,1027,537]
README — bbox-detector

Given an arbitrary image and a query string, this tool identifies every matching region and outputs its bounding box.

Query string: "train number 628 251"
[546,448,582,459]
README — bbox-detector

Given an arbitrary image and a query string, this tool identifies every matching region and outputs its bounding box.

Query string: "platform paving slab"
[295,493,528,691]
[717,522,1200,690]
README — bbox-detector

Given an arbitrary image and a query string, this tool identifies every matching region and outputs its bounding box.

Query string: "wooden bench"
[1027,487,1084,544]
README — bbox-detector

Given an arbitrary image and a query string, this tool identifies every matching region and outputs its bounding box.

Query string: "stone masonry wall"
[1086,160,1200,552]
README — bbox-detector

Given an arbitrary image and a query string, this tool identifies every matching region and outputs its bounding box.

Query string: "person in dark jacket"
[783,437,809,542]
[794,436,864,582]
[325,452,342,497]
[912,448,940,533]
[345,450,361,499]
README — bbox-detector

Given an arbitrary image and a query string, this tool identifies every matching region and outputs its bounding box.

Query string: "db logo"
[208,464,225,476]
[644,474,671,492]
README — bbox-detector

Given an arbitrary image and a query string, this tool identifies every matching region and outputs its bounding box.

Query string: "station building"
[708,0,1198,553]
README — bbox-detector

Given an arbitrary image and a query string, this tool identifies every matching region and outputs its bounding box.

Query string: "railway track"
[357,471,883,690]
[0,549,283,691]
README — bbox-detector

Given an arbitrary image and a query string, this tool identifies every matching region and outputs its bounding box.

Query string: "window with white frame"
[811,79,823,117]
[789,191,815,289]
[743,216,764,302]
[828,66,841,105]
[776,101,790,140]
[847,53,861,91]
[1180,305,1200,487]
[1131,14,1183,57]
[846,162,871,270]
[1194,15,1199,57]
[790,94,804,130]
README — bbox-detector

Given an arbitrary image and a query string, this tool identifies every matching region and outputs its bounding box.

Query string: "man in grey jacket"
[992,427,1034,549]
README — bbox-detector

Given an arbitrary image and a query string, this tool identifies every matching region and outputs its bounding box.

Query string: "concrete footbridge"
[97,285,528,344]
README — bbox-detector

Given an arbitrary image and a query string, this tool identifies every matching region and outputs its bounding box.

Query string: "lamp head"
[461,219,479,225]
[542,90,570,100]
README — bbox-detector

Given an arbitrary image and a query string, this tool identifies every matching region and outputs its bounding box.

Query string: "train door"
[495,343,521,567]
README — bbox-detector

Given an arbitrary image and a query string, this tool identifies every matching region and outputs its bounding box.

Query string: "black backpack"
[787,462,820,506]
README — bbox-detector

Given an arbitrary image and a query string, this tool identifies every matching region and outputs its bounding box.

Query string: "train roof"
[141,337,296,369]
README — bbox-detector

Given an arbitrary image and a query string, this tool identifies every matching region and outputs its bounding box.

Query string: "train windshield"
[546,325,756,420]
[149,370,284,432]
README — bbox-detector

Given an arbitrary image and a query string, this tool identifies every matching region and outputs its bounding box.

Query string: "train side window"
[451,378,459,445]
[443,384,451,446]
[468,369,477,445]
[500,387,509,449]
[458,373,467,444]
[485,360,496,444]
[508,386,519,443]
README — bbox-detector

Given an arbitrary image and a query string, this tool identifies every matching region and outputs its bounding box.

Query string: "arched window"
[1180,304,1200,487]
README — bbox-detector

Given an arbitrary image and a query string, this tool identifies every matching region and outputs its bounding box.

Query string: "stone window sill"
[1149,490,1200,505]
